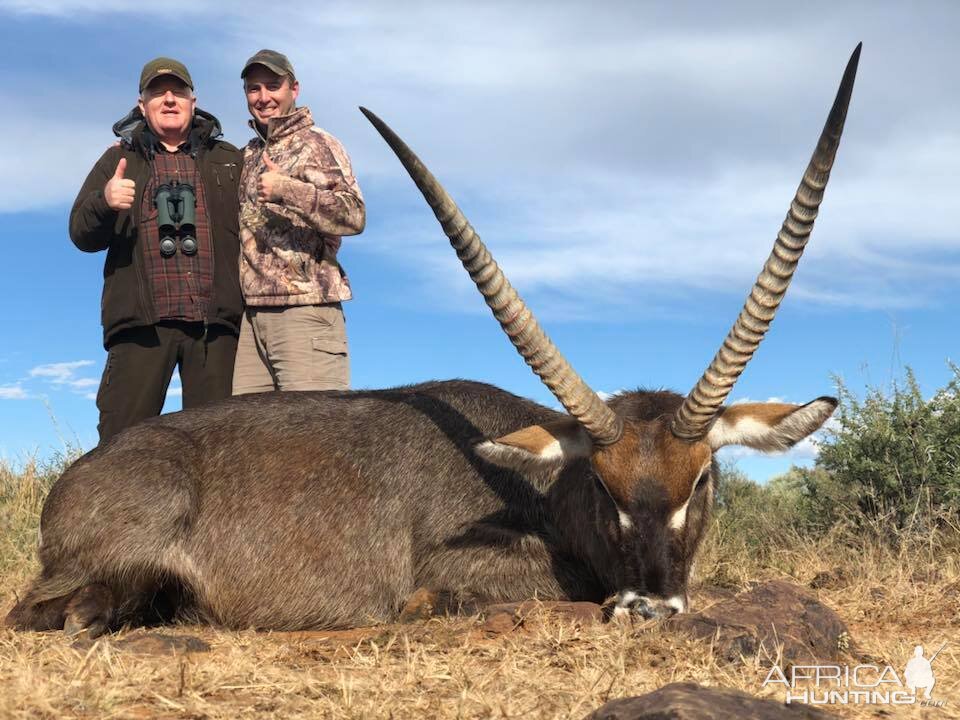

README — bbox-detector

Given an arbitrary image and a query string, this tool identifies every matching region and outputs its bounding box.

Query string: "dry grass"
[1,460,958,719]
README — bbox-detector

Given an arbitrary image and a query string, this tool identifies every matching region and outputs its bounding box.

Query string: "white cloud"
[167,371,182,399]
[0,385,28,400]
[28,361,99,397]
[3,2,957,312]
[730,397,785,405]
[68,378,99,389]
[30,360,95,384]
[0,0,219,16]
[0,360,100,405]
[371,126,960,314]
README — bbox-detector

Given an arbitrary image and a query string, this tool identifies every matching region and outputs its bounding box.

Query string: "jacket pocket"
[96,349,113,405]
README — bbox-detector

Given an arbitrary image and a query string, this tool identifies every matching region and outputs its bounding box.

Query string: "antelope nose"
[637,597,679,620]
[613,592,685,620]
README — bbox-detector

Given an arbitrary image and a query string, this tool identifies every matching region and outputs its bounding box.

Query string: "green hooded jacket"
[69,107,243,347]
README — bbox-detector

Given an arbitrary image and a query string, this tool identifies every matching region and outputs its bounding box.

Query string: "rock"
[482,610,519,635]
[583,682,835,719]
[691,585,737,606]
[670,580,851,665]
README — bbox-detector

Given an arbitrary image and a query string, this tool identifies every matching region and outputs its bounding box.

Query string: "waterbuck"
[6,45,860,637]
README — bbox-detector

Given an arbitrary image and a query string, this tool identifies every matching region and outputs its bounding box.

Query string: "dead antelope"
[5,45,859,636]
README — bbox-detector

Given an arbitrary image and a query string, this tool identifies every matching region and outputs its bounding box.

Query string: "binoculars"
[155,181,198,257]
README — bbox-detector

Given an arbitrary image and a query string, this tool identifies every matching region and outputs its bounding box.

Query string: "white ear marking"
[474,422,591,472]
[668,500,689,531]
[474,439,559,471]
[707,397,836,451]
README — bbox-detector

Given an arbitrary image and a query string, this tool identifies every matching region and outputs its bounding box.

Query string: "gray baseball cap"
[241,49,296,80]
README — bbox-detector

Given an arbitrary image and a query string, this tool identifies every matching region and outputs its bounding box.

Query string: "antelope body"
[6,46,860,636]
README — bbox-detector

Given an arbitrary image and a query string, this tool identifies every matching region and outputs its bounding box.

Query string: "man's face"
[244,66,299,127]
[138,76,195,142]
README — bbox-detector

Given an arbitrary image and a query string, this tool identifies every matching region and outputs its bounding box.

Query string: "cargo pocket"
[95,349,114,410]
[310,335,349,388]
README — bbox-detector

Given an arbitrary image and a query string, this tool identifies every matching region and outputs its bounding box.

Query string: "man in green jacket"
[69,58,244,444]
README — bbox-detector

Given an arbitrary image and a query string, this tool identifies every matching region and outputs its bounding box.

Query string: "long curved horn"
[361,107,623,445]
[671,43,861,441]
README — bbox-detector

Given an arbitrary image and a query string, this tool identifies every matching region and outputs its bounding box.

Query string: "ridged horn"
[672,43,861,441]
[360,107,623,445]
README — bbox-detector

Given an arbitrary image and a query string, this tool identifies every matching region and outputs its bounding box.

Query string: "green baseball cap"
[139,57,194,92]
[241,49,296,80]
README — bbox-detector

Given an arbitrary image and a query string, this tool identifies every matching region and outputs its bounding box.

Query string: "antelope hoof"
[399,588,439,623]
[63,584,113,639]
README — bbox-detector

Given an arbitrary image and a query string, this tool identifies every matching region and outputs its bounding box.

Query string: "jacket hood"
[112,107,225,157]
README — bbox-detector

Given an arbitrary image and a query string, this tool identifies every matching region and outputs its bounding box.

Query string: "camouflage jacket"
[239,107,364,306]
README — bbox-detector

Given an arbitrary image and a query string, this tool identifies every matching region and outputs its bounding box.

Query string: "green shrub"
[806,365,960,536]
[710,463,807,573]
[714,364,960,547]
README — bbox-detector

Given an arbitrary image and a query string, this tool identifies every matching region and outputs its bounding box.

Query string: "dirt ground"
[3,573,958,719]
[2,462,958,719]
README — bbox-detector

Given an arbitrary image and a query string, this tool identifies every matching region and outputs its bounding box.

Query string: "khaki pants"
[232,303,349,395]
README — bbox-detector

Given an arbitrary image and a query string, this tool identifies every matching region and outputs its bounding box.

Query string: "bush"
[707,463,810,581]
[712,364,960,549]
[804,365,960,536]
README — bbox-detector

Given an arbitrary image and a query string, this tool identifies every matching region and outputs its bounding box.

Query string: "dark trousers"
[96,321,238,445]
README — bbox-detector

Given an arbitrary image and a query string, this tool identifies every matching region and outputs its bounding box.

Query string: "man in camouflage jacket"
[233,49,365,394]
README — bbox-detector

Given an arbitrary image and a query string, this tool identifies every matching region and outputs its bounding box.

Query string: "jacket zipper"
[201,149,215,330]
[131,157,155,324]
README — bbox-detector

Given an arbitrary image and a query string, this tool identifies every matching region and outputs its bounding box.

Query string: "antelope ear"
[706,396,838,451]
[475,417,592,471]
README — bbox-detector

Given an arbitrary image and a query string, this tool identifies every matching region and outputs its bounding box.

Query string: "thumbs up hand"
[257,153,285,203]
[104,157,136,210]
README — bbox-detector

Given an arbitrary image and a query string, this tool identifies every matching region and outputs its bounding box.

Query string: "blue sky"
[0,1,957,481]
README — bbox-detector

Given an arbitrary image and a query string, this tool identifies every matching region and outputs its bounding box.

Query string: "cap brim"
[141,72,193,92]
[241,61,293,79]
